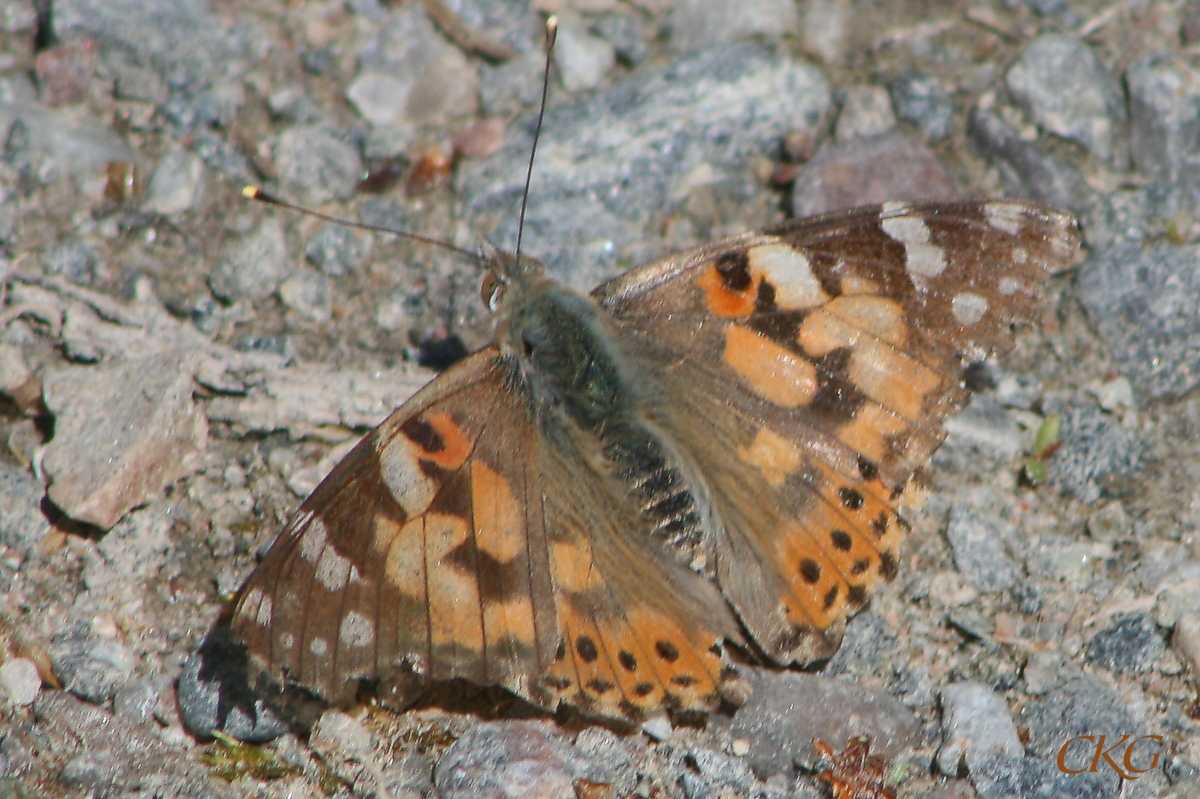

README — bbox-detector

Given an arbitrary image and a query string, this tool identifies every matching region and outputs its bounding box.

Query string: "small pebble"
[278,269,333,324]
[835,85,896,142]
[0,657,42,705]
[936,682,1023,776]
[554,12,616,93]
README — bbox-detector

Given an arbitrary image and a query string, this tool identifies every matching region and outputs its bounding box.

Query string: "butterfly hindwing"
[593,200,1079,664]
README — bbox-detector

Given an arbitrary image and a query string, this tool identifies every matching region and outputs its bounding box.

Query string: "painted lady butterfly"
[231,193,1078,723]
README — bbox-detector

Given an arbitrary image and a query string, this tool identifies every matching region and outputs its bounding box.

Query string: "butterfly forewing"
[593,200,1079,664]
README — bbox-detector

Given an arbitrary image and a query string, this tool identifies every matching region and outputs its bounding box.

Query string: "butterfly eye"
[481,272,505,311]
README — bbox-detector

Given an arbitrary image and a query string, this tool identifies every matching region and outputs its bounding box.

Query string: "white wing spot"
[905,242,947,277]
[985,202,1024,234]
[255,594,273,626]
[747,242,828,309]
[1012,246,1028,264]
[298,514,326,563]
[280,632,296,650]
[998,277,1023,296]
[380,434,438,517]
[881,214,929,244]
[339,610,376,648]
[310,637,329,656]
[315,545,352,591]
[881,200,912,216]
[952,292,989,326]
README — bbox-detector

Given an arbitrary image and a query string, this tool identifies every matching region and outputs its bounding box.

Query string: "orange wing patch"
[723,325,818,408]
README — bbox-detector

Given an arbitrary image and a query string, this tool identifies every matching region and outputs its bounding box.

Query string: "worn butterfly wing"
[231,348,743,720]
[591,200,1079,665]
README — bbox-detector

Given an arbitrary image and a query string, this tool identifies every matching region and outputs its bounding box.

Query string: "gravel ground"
[2,1,1200,797]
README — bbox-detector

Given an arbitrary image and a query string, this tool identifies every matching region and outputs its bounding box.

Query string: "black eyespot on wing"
[839,487,865,510]
[856,456,878,481]
[716,250,752,291]
[576,635,599,662]
[618,650,638,672]
[880,550,899,580]
[830,530,852,551]
[799,558,822,583]
[655,640,680,662]
[823,584,839,610]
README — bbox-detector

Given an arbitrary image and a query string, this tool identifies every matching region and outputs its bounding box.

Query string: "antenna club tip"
[545,15,558,37]
[242,185,261,199]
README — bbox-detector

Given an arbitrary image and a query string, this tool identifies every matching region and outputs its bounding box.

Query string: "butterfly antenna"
[514,15,558,263]
[240,185,480,262]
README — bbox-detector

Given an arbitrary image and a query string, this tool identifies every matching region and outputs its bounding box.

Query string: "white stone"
[143,145,206,215]
[554,12,616,94]
[0,658,41,706]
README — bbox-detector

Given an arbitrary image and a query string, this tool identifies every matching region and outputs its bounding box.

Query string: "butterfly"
[231,198,1079,724]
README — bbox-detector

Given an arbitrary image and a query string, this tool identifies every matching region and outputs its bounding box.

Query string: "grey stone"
[1175,613,1200,682]
[1085,613,1165,675]
[936,682,1024,776]
[1077,241,1200,399]
[113,678,162,725]
[1086,501,1132,543]
[19,691,239,798]
[305,224,373,278]
[434,720,611,799]
[727,669,918,778]
[1126,52,1200,182]
[967,107,1097,216]
[440,0,540,56]
[667,0,799,53]
[176,644,289,743]
[892,71,954,141]
[1047,405,1142,504]
[143,145,206,215]
[939,395,1025,467]
[970,752,1115,799]
[42,349,208,529]
[553,12,615,94]
[0,461,50,555]
[209,217,290,303]
[945,504,1020,593]
[0,658,41,706]
[278,269,333,324]
[1082,181,1186,251]
[457,42,831,292]
[792,131,954,217]
[50,638,136,704]
[358,197,409,231]
[1020,675,1169,797]
[274,124,362,204]
[686,746,763,797]
[590,13,649,66]
[824,612,898,677]
[347,4,479,126]
[1005,34,1125,162]
[835,85,896,142]
[479,53,543,116]
[43,239,99,286]
[88,503,173,584]
[572,727,638,797]
[1022,649,1069,695]
[52,0,243,94]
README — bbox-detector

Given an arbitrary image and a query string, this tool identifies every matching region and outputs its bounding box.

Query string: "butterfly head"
[478,240,550,313]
